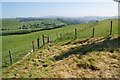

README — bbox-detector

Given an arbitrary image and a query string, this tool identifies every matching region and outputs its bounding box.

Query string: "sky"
[0,0,116,2]
[1,0,118,18]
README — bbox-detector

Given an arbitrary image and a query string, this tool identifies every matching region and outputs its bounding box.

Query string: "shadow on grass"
[54,36,120,61]
[2,66,8,69]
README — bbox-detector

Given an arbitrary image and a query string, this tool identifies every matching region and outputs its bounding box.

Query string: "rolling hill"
[1,18,67,30]
[2,19,119,69]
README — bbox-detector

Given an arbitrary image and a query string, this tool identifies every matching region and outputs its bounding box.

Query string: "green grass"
[2,19,118,67]
[2,19,20,30]
[2,19,42,30]
[54,19,118,42]
[2,19,67,30]
[1,28,44,36]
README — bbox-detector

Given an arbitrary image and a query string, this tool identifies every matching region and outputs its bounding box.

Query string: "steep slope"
[2,35,119,78]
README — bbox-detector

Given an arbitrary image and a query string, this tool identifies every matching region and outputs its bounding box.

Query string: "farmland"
[1,17,119,78]
[2,18,67,30]
[1,18,67,36]
[2,1,119,78]
[2,18,118,68]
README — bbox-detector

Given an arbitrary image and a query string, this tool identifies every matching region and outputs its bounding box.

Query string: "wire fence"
[3,20,113,67]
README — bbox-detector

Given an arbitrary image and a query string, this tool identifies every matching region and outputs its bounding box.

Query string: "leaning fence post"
[9,50,13,65]
[37,37,40,49]
[92,27,94,37]
[42,35,45,46]
[110,21,112,35]
[32,41,35,52]
[60,34,62,41]
[75,28,77,39]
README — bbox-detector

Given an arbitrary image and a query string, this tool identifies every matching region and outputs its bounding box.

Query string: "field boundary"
[3,20,115,67]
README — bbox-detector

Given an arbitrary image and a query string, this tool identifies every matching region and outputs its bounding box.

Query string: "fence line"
[8,20,113,65]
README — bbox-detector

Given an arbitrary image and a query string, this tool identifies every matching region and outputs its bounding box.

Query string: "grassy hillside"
[2,19,19,26]
[2,19,118,68]
[1,19,67,36]
[2,19,20,30]
[2,35,119,78]
[2,19,67,30]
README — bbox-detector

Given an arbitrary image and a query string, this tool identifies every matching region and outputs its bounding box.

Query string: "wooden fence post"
[9,50,13,65]
[75,28,77,39]
[110,21,112,35]
[60,34,62,41]
[92,27,94,37]
[37,37,40,49]
[32,41,35,52]
[42,35,45,46]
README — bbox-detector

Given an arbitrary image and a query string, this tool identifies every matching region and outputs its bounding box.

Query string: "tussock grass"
[2,35,119,78]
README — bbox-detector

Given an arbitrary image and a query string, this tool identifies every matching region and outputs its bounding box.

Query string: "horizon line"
[1,15,119,19]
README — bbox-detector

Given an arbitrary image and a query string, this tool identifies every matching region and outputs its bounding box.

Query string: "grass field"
[1,19,67,36]
[2,19,118,67]
[2,19,66,30]
[2,19,20,30]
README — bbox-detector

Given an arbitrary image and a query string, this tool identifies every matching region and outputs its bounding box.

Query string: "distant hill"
[1,18,67,30]
[3,16,118,25]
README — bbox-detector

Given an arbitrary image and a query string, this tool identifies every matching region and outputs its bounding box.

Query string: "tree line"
[19,22,67,29]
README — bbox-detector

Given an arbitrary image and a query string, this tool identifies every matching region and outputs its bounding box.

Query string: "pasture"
[2,19,118,67]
